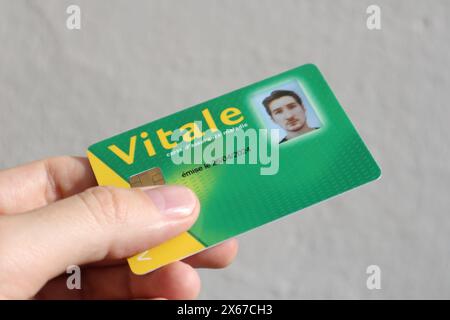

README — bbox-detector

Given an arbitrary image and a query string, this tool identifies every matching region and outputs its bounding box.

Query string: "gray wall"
[1,0,448,299]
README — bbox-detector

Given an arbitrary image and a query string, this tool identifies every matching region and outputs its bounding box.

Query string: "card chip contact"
[129,167,165,187]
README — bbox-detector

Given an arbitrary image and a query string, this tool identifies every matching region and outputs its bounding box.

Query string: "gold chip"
[129,167,165,188]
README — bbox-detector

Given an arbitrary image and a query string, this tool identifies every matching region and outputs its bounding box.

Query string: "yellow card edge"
[86,151,131,188]
[127,232,206,275]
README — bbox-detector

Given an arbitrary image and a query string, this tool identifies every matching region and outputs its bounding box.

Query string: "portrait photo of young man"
[260,85,321,144]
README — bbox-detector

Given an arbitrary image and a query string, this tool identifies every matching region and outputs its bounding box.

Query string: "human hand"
[0,156,238,299]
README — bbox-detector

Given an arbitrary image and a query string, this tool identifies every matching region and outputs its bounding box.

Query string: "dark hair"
[262,90,303,116]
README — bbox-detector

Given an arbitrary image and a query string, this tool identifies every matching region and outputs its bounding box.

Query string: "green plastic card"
[87,64,381,275]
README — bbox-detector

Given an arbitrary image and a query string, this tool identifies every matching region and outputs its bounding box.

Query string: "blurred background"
[0,0,449,299]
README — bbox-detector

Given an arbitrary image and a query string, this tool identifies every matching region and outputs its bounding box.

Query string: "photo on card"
[252,80,322,144]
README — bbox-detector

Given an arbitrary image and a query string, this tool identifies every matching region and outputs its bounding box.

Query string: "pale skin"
[0,156,238,299]
[268,96,314,140]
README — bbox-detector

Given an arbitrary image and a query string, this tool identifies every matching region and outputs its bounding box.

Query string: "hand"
[0,156,238,299]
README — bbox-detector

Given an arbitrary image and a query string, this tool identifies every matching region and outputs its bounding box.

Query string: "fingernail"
[143,185,197,217]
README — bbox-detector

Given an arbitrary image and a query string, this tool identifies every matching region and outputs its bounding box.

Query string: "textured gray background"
[1,0,449,299]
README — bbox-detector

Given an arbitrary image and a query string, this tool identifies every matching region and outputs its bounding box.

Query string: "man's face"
[268,96,307,132]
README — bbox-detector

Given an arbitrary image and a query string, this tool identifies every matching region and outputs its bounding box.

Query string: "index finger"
[0,156,97,215]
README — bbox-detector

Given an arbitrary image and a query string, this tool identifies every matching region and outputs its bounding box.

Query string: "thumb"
[0,185,199,299]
